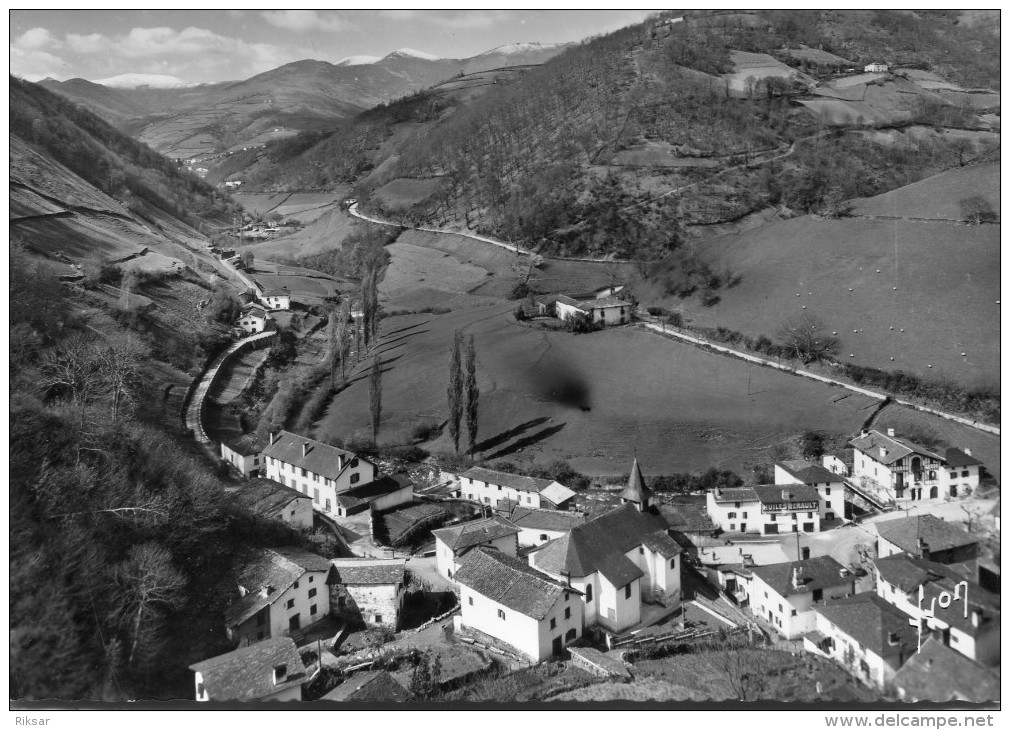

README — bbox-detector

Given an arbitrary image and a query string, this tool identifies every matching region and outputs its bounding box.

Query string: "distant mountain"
[336,55,382,66]
[462,42,572,72]
[93,73,194,89]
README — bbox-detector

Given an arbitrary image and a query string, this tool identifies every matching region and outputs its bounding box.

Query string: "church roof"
[620,458,653,504]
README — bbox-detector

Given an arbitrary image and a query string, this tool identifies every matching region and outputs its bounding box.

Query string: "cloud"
[12,27,60,50]
[378,10,511,29]
[66,32,112,54]
[261,10,352,33]
[10,46,67,80]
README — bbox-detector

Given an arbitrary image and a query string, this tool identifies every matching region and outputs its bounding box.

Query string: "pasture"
[372,177,444,210]
[722,50,814,95]
[849,163,998,221]
[234,206,360,259]
[611,141,720,169]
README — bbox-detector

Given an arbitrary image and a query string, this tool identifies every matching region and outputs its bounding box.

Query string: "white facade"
[435,532,517,581]
[516,524,571,547]
[706,489,822,535]
[237,309,269,334]
[554,298,629,327]
[193,670,302,702]
[705,491,761,534]
[265,454,377,518]
[774,464,845,522]
[822,454,851,478]
[231,570,330,644]
[460,474,567,510]
[937,463,981,497]
[221,442,262,477]
[749,573,853,639]
[458,583,583,661]
[810,611,900,689]
[864,63,888,73]
[259,293,291,310]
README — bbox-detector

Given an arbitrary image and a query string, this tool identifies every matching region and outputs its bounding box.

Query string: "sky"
[9,9,659,84]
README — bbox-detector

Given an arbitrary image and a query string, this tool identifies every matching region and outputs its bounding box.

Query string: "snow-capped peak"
[336,55,381,66]
[385,48,441,61]
[477,42,567,57]
[93,73,193,89]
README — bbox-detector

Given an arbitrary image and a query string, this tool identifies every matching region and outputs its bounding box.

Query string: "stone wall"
[331,582,402,630]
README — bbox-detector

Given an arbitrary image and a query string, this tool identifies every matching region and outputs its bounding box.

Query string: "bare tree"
[447,330,464,453]
[960,196,998,225]
[703,632,768,701]
[777,313,840,364]
[335,300,351,383]
[369,355,382,447]
[113,542,186,669]
[464,335,479,454]
[40,333,105,429]
[99,334,148,423]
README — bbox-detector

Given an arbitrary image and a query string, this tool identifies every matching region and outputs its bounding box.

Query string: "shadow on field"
[473,417,550,453]
[378,329,430,348]
[383,320,430,337]
[484,422,566,460]
[343,355,404,386]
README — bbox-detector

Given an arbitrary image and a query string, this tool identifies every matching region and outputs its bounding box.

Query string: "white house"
[334,474,414,517]
[938,448,983,497]
[874,513,979,565]
[748,555,858,639]
[236,302,271,334]
[891,638,1000,703]
[455,546,584,661]
[190,636,307,702]
[872,553,1000,667]
[706,484,822,535]
[433,514,520,581]
[806,593,917,689]
[850,429,946,502]
[864,63,888,73]
[220,435,264,477]
[505,506,586,548]
[262,431,378,517]
[233,478,314,531]
[775,459,846,523]
[822,449,854,478]
[225,548,333,645]
[328,558,408,630]
[551,294,631,327]
[530,501,682,635]
[259,287,292,311]
[458,466,577,510]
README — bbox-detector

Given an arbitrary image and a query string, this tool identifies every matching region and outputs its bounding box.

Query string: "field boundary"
[636,320,1000,437]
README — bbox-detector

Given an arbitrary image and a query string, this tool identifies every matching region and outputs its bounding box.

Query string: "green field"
[850,162,998,220]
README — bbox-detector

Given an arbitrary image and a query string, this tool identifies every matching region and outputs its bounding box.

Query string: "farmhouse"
[455,546,584,662]
[872,553,999,666]
[190,636,308,702]
[850,429,955,502]
[236,302,271,334]
[220,435,265,477]
[328,558,408,630]
[806,593,917,690]
[320,670,409,702]
[459,466,577,510]
[550,294,631,327]
[775,459,846,522]
[706,484,822,535]
[530,503,682,634]
[875,514,979,564]
[259,287,291,311]
[262,430,378,517]
[863,63,889,73]
[225,547,332,645]
[233,478,314,530]
[939,447,984,497]
[506,506,586,548]
[433,514,520,581]
[748,555,858,639]
[334,474,414,517]
[822,448,854,478]
[891,638,1000,703]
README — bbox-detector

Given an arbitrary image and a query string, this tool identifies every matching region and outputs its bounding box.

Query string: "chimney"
[560,570,571,586]
[971,609,981,628]
[782,489,791,500]
[715,487,723,498]
[269,431,275,445]
[791,566,802,590]
[964,447,972,456]
[272,664,288,685]
[879,447,888,458]
[887,428,895,437]
[302,442,310,458]
[860,429,868,438]
[917,538,930,560]
[887,631,899,645]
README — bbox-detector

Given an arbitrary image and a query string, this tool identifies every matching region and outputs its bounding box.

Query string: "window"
[769,514,776,521]
[734,502,741,508]
[497,484,502,491]
[308,576,313,583]
[526,495,531,504]
[293,581,299,590]
[791,609,797,616]
[325,499,331,511]
[310,604,317,616]
[564,592,569,601]
[468,597,473,606]
[962,470,970,478]
[585,584,593,602]
[564,607,571,619]
[313,474,319,482]
[670,558,676,568]
[808,512,813,518]
[540,534,548,542]
[728,512,737,519]
[373,614,383,624]
[826,512,834,520]
[286,599,295,609]
[779,604,783,613]
[498,609,506,620]
[280,476,286,486]
[350,473,360,484]
[350,458,359,467]
[338,596,346,607]
[313,489,320,503]
[950,472,958,480]
[625,584,632,599]
[639,546,644,555]
[550,618,556,630]
[301,468,307,477]
[729,525,735,532]
[825,487,831,495]
[813,589,823,602]
[290,510,295,516]
[308,588,317,598]
[742,512,748,518]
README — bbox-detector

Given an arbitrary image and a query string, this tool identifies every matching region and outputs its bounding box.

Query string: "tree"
[409,653,442,700]
[777,313,839,364]
[113,542,186,670]
[464,335,479,454]
[99,333,148,423]
[40,333,105,430]
[335,300,351,383]
[960,196,998,225]
[446,330,464,453]
[704,632,768,701]
[369,355,382,446]
[240,251,254,271]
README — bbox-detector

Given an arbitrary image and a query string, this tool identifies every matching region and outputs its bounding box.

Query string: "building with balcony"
[706,484,823,535]
[748,555,859,639]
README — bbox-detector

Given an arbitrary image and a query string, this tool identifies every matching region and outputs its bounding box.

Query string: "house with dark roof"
[875,513,979,564]
[327,558,408,630]
[234,478,313,530]
[822,448,854,478]
[455,546,584,661]
[320,670,409,702]
[775,459,846,523]
[221,434,267,478]
[190,636,308,702]
[506,506,586,547]
[225,547,333,645]
[748,555,860,639]
[432,514,520,582]
[334,474,414,517]
[892,638,1000,703]
[258,287,291,311]
[706,483,824,536]
[551,293,631,327]
[236,302,272,334]
[262,430,378,517]
[459,466,577,510]
[529,501,682,634]
[807,593,918,689]
[872,553,1000,667]
[850,428,960,502]
[939,447,984,497]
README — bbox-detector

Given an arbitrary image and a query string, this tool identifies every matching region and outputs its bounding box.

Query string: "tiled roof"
[541,482,577,506]
[595,551,644,587]
[454,546,575,620]
[850,430,941,465]
[225,547,331,627]
[944,448,983,468]
[813,593,918,660]
[508,506,586,532]
[892,638,1000,703]
[261,430,366,481]
[873,553,957,593]
[189,637,307,701]
[620,458,653,504]
[753,484,821,505]
[321,670,408,702]
[875,514,977,554]
[531,503,672,585]
[334,474,413,510]
[262,287,290,297]
[750,555,853,597]
[585,296,626,309]
[551,294,586,310]
[658,503,717,533]
[222,433,267,456]
[460,466,556,495]
[328,558,406,586]
[640,530,683,559]
[777,460,843,485]
[710,487,759,503]
[234,479,309,518]
[241,302,268,318]
[432,515,519,552]
[826,448,855,467]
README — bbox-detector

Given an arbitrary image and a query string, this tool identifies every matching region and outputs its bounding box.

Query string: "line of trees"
[447,330,481,454]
